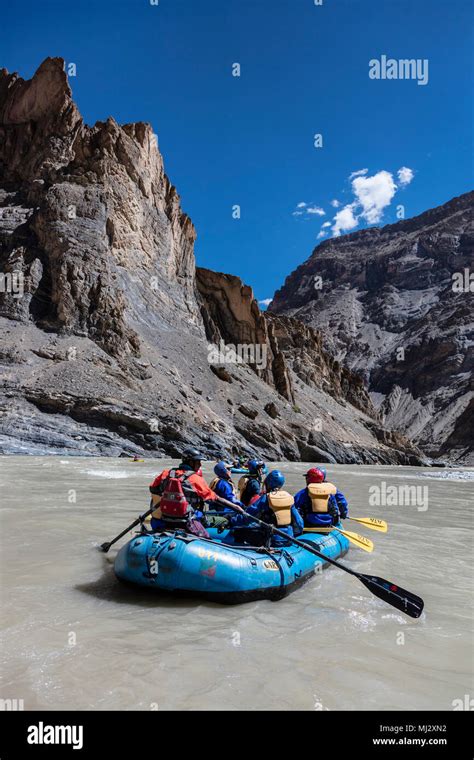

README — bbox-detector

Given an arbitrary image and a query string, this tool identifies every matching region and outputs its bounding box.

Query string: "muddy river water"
[0,458,472,711]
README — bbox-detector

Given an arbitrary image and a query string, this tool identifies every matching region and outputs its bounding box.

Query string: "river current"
[0,457,472,711]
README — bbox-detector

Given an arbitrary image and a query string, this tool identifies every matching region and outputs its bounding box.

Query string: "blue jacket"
[212,478,243,512]
[294,487,348,527]
[230,492,304,547]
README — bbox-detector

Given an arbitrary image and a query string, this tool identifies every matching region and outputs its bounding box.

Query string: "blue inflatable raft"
[230,466,268,475]
[114,528,349,603]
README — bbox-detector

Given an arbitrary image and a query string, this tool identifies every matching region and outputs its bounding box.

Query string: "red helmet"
[305,467,325,484]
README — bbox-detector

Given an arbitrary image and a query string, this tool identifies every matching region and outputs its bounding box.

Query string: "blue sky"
[2,0,472,304]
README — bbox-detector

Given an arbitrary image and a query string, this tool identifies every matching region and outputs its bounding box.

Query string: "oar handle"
[100,507,154,553]
[215,497,246,513]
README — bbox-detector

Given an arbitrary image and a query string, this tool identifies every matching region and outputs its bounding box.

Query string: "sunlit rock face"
[270,192,474,462]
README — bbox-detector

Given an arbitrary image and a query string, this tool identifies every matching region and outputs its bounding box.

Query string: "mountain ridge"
[270,191,474,463]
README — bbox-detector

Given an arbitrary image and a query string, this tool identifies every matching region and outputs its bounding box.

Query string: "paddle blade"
[100,542,111,553]
[335,528,374,553]
[359,574,424,619]
[349,516,388,533]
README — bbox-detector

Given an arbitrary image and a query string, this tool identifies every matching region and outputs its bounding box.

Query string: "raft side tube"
[114,529,349,604]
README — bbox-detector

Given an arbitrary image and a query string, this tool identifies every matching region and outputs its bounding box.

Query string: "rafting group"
[100,448,424,617]
[147,448,348,547]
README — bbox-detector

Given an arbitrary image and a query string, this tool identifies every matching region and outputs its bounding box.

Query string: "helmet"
[247,459,265,475]
[265,470,285,491]
[182,447,203,462]
[214,461,230,479]
[305,467,325,484]
[182,447,204,472]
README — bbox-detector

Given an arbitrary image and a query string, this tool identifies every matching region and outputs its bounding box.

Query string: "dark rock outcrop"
[270,193,474,463]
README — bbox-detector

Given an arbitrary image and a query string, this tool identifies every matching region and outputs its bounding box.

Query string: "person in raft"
[210,461,243,510]
[294,467,349,529]
[148,448,217,537]
[226,470,304,548]
[238,459,266,506]
[205,461,244,528]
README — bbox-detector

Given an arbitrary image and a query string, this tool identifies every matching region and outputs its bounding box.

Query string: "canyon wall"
[0,58,427,465]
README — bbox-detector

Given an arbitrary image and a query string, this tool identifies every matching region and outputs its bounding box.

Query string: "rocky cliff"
[271,193,474,463]
[0,57,426,464]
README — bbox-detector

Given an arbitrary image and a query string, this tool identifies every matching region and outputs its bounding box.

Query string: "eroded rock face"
[270,192,474,463]
[0,57,199,357]
[0,58,427,464]
[265,313,375,416]
[196,267,294,401]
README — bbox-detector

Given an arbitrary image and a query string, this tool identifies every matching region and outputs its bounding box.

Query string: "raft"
[230,465,268,475]
[114,528,349,604]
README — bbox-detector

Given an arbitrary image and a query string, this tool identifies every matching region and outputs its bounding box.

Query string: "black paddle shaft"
[216,498,424,619]
[100,507,154,553]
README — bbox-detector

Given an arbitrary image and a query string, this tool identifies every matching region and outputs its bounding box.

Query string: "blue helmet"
[319,467,327,482]
[247,459,265,475]
[214,461,230,479]
[265,470,285,491]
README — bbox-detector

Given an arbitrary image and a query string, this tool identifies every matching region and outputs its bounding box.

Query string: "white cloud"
[259,298,272,307]
[292,202,325,218]
[351,170,397,224]
[296,165,414,237]
[332,203,359,237]
[397,166,414,187]
[349,168,368,180]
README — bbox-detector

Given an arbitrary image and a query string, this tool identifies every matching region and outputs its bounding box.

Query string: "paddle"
[99,507,154,553]
[348,516,388,533]
[215,497,424,619]
[303,526,374,553]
